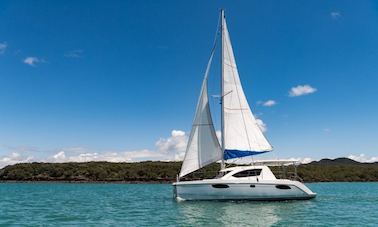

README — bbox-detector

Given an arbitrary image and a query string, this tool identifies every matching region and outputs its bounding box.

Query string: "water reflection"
[176,183,378,226]
[177,201,288,226]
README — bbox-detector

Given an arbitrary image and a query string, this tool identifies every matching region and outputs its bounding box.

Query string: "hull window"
[250,185,256,188]
[212,184,229,188]
[276,185,291,190]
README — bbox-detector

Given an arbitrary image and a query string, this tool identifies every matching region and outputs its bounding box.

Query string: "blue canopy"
[224,149,269,160]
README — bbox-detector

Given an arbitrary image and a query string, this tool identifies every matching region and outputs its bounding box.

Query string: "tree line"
[0,158,377,182]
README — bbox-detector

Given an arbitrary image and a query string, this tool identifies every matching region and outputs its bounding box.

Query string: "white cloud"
[51,149,168,163]
[0,42,7,54]
[348,154,378,163]
[330,11,341,19]
[0,130,188,167]
[64,49,83,58]
[289,85,317,97]
[53,151,66,161]
[155,130,187,160]
[259,100,277,107]
[286,157,313,164]
[171,130,185,137]
[0,152,33,168]
[23,57,43,66]
[300,157,313,164]
[48,130,189,164]
[256,119,267,132]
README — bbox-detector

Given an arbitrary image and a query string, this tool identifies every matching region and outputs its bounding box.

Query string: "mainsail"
[221,14,273,160]
[179,44,222,178]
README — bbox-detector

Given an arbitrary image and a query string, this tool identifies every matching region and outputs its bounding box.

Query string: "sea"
[0,182,377,226]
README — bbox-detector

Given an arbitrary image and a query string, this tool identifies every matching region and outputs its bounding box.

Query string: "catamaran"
[173,10,316,201]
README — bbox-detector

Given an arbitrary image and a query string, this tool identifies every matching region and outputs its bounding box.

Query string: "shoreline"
[1,158,378,183]
[1,180,378,184]
[0,180,173,184]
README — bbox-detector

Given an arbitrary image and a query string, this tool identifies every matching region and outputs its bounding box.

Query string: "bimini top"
[250,160,300,166]
[227,159,301,167]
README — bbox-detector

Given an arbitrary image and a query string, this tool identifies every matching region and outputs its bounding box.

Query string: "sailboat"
[173,10,316,201]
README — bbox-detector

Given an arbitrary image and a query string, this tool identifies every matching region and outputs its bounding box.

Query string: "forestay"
[179,45,222,178]
[222,16,273,160]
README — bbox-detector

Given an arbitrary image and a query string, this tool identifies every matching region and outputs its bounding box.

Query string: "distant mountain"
[308,157,378,166]
[308,158,361,165]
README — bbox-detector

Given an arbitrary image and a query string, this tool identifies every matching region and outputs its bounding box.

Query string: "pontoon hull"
[173,180,316,201]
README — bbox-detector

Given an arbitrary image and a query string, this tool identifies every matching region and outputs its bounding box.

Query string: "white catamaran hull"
[173,179,316,201]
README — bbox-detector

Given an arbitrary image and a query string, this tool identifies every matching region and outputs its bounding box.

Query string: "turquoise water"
[0,183,377,226]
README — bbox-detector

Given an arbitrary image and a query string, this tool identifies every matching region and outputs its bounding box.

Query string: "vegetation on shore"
[0,158,377,183]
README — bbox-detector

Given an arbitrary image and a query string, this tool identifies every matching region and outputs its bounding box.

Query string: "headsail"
[179,44,222,178]
[221,14,273,160]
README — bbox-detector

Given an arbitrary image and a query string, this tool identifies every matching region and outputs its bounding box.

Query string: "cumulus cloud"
[53,151,66,161]
[0,130,188,167]
[64,49,83,58]
[0,152,33,168]
[0,42,7,54]
[348,154,378,163]
[256,119,267,132]
[259,100,277,107]
[52,150,164,163]
[156,130,187,160]
[300,157,313,164]
[23,57,43,66]
[289,85,317,97]
[49,130,189,164]
[285,157,313,164]
[330,11,341,19]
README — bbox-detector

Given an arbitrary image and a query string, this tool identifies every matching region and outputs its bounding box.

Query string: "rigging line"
[224,27,253,151]
[204,12,221,81]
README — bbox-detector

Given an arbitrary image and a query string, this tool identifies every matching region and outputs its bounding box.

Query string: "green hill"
[0,158,377,183]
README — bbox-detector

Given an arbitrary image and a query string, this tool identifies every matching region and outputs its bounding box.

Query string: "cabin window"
[232,169,262,178]
[276,185,291,190]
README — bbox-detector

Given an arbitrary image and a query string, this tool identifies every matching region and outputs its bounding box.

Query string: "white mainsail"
[179,47,222,178]
[222,15,273,159]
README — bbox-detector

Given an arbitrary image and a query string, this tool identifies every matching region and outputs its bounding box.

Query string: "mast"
[220,9,225,170]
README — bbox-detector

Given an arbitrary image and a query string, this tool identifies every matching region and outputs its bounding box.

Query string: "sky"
[1,0,378,167]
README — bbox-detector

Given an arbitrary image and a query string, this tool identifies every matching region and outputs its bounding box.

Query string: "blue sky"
[1,0,377,166]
